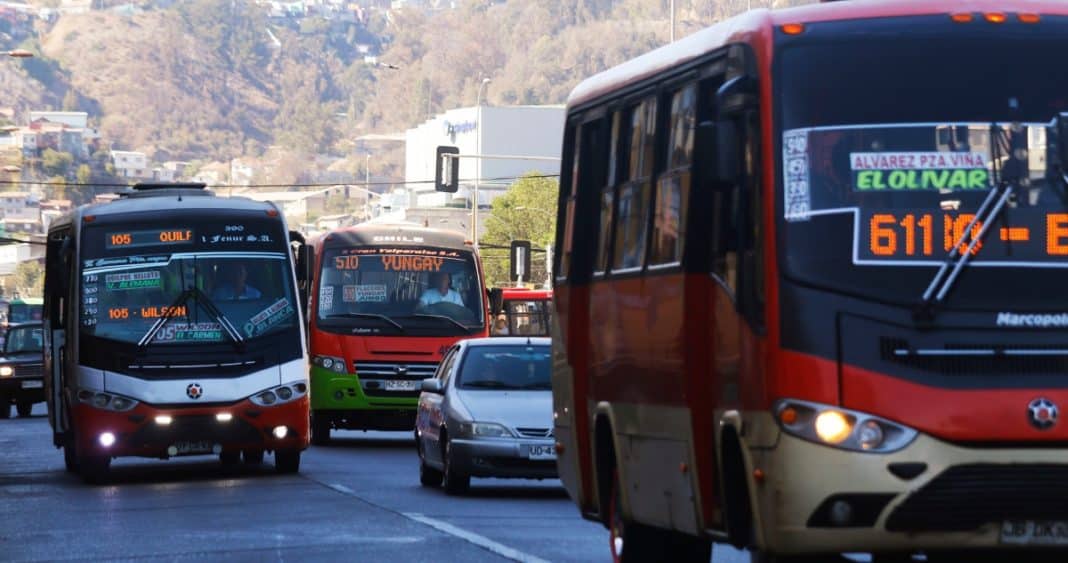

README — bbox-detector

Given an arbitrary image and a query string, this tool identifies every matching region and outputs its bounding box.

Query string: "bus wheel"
[16,401,32,418]
[63,436,79,474]
[79,456,110,485]
[275,449,301,474]
[242,450,265,465]
[418,440,442,487]
[311,412,331,446]
[441,437,469,495]
[751,553,851,563]
[607,470,677,563]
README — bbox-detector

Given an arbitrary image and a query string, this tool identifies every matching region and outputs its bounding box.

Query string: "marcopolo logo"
[996,312,1068,328]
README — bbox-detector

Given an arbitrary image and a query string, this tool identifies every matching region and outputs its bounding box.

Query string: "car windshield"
[4,326,42,354]
[82,253,297,346]
[777,18,1068,309]
[8,303,42,323]
[316,246,485,334]
[458,345,551,390]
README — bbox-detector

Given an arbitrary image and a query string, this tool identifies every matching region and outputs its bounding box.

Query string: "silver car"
[415,337,556,494]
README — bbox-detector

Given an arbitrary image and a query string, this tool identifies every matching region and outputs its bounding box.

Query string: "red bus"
[551,2,1068,561]
[490,287,552,337]
[44,183,310,483]
[307,223,490,443]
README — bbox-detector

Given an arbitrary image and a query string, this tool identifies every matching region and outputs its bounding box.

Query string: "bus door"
[43,229,74,445]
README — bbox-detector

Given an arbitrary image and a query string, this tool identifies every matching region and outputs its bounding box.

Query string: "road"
[0,405,752,563]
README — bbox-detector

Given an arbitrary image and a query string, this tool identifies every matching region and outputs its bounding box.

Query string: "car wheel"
[311,411,331,446]
[275,449,301,474]
[441,437,469,495]
[219,451,241,465]
[79,455,111,485]
[418,441,443,487]
[242,449,265,465]
[16,401,32,418]
[0,394,10,419]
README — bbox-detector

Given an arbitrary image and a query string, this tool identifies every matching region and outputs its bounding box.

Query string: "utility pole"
[670,0,676,42]
[473,77,491,251]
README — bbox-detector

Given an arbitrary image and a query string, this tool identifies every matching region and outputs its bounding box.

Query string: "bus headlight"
[313,356,347,374]
[249,383,308,407]
[77,389,139,412]
[774,399,917,453]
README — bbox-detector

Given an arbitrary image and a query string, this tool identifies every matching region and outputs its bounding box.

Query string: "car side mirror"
[421,378,444,394]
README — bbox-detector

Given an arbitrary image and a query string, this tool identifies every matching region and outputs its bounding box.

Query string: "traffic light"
[510,240,531,283]
[435,146,460,193]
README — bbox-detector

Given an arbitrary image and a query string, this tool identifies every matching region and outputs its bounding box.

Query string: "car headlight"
[250,382,308,407]
[312,355,347,374]
[0,366,12,377]
[76,389,139,412]
[774,399,917,453]
[460,422,513,438]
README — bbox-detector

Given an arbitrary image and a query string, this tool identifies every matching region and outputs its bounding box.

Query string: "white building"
[111,150,149,178]
[405,105,565,208]
[28,111,88,130]
[0,192,39,223]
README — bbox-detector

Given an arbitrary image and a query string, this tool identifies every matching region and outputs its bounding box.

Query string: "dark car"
[0,323,44,418]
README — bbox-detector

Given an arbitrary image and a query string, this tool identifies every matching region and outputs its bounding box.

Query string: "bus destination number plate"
[385,380,418,392]
[527,444,556,461]
[1002,521,1068,545]
[173,441,213,455]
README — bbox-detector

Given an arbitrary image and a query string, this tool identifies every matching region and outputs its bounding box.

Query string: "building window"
[650,84,697,266]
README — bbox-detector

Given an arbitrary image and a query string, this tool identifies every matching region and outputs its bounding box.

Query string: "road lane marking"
[322,481,550,563]
[403,513,552,563]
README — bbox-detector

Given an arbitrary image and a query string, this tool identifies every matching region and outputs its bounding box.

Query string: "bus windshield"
[316,246,484,335]
[777,18,1068,309]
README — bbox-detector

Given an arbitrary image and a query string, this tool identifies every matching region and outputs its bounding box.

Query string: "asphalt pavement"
[0,404,754,563]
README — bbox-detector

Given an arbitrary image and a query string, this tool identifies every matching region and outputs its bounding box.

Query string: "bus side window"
[594,112,622,276]
[613,98,656,272]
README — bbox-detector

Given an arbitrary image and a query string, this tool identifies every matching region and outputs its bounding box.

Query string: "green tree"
[41,149,74,178]
[480,173,558,287]
[12,261,44,298]
[76,164,92,185]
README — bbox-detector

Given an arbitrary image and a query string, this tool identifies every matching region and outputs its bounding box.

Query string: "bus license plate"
[528,444,556,461]
[1002,521,1068,545]
[385,380,417,391]
[173,441,213,455]
[21,380,43,389]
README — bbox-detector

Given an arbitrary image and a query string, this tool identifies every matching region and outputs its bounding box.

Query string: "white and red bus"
[552,2,1068,561]
[44,183,310,483]
[306,223,490,443]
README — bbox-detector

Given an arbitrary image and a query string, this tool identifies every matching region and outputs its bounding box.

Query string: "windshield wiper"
[462,380,520,390]
[403,314,470,332]
[324,313,405,332]
[137,287,245,352]
[519,382,552,390]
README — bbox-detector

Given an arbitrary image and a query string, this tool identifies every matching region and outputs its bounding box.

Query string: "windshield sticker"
[343,247,463,259]
[851,152,990,191]
[783,129,811,222]
[343,284,388,303]
[380,255,445,272]
[154,322,222,342]
[244,298,295,338]
[105,270,161,291]
[319,285,334,310]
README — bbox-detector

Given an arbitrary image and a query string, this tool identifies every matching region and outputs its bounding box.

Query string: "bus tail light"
[774,399,917,453]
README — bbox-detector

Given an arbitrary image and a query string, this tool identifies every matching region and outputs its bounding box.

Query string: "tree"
[480,173,558,287]
[76,164,92,186]
[12,261,44,298]
[41,149,74,178]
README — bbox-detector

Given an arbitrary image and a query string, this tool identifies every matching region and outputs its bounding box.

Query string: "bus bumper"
[309,367,416,431]
[750,428,1068,555]
[73,396,310,459]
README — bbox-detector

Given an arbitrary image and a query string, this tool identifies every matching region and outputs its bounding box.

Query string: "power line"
[0,173,561,190]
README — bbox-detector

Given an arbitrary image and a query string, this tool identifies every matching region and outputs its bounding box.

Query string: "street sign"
[435,146,460,193]
[510,240,531,283]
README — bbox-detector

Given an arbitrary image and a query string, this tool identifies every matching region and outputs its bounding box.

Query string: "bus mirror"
[1054,113,1068,178]
[715,119,742,185]
[716,75,756,117]
[489,288,503,315]
[421,378,444,394]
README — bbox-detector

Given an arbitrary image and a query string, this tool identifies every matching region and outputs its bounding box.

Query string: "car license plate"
[173,441,213,455]
[21,380,43,389]
[528,444,556,460]
[385,380,417,391]
[1001,521,1068,545]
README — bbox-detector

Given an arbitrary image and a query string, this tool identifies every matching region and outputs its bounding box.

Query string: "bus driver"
[418,271,464,309]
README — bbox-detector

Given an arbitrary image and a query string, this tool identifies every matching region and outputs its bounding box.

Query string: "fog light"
[216,412,233,423]
[167,445,178,456]
[333,390,344,400]
[272,426,288,439]
[98,432,116,448]
[829,500,853,526]
[857,420,885,450]
[815,411,852,444]
[154,415,173,426]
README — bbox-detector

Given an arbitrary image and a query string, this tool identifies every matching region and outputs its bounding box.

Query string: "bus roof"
[320,222,474,251]
[568,0,1068,109]
[50,189,283,232]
